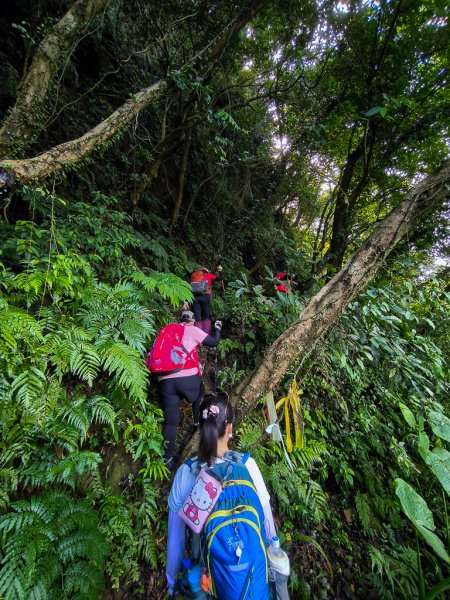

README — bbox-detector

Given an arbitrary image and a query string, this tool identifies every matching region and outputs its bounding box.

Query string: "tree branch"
[0,0,272,191]
[0,0,109,154]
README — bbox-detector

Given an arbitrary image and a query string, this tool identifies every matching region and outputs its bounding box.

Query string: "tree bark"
[0,0,272,191]
[170,124,192,229]
[0,0,109,154]
[234,159,450,416]
[327,132,372,270]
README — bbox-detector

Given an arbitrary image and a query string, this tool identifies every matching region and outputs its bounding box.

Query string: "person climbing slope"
[190,265,224,334]
[147,311,222,471]
[166,392,279,599]
[273,271,295,295]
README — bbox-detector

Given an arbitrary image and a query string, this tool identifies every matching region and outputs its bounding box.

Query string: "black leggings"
[158,374,204,460]
[192,294,211,322]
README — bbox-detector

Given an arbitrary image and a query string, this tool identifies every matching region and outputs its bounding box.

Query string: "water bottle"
[267,536,290,600]
[187,564,205,597]
[179,559,207,599]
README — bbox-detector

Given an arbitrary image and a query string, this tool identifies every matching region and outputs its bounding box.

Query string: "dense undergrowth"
[0,189,449,599]
[0,0,449,596]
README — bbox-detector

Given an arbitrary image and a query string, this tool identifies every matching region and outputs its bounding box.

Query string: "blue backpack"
[197,451,270,600]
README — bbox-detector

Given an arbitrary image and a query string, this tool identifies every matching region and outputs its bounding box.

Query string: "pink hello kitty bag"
[178,467,222,534]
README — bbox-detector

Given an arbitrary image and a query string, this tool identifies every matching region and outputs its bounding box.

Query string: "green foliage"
[395,478,449,564]
[294,271,450,597]
[0,490,109,600]
[0,227,181,594]
[368,545,418,600]
[130,270,192,309]
[123,409,168,481]
[236,420,329,525]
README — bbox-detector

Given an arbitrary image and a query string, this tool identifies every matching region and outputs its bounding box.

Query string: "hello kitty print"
[179,468,222,533]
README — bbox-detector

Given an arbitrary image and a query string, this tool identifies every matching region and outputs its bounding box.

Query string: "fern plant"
[236,421,329,524]
[368,545,418,599]
[0,490,109,600]
[123,408,168,481]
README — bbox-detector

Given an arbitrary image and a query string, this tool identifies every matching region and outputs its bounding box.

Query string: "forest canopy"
[0,0,449,598]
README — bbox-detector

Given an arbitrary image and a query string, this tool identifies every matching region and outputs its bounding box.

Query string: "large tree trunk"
[0,0,271,192]
[0,0,109,155]
[235,159,450,415]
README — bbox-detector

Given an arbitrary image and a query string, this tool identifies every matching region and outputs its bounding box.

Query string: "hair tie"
[202,404,220,419]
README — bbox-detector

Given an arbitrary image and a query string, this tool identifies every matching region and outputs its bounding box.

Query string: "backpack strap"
[223,449,250,465]
[183,457,202,476]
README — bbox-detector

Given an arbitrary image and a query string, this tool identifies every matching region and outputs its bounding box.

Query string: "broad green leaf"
[418,430,430,462]
[415,523,450,564]
[395,479,450,564]
[399,402,416,428]
[433,448,450,469]
[428,410,450,442]
[423,318,435,330]
[394,479,434,529]
[425,450,450,497]
[364,106,387,117]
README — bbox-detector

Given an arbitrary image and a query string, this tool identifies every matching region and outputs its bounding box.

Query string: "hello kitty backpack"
[178,467,222,534]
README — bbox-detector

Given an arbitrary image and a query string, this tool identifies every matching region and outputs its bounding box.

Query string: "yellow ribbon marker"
[275,380,305,452]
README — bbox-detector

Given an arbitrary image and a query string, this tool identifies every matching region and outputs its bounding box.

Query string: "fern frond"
[88,396,117,430]
[292,439,329,470]
[46,450,102,488]
[11,367,46,408]
[0,559,28,600]
[0,421,33,466]
[27,553,61,600]
[131,270,193,307]
[99,495,133,539]
[15,269,47,297]
[0,490,108,599]
[44,421,81,453]
[0,467,19,492]
[0,301,43,344]
[96,338,147,402]
[368,544,418,597]
[355,490,372,532]
[60,399,91,440]
[121,312,155,353]
[69,342,101,385]
[64,561,105,596]
[138,526,158,567]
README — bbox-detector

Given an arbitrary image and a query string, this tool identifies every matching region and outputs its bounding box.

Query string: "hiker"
[154,311,222,469]
[190,265,225,334]
[273,271,295,295]
[166,392,277,599]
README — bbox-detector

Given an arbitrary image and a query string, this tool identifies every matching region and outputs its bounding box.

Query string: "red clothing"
[275,272,288,293]
[204,272,217,295]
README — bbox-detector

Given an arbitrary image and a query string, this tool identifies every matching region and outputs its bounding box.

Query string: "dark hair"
[198,392,234,466]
